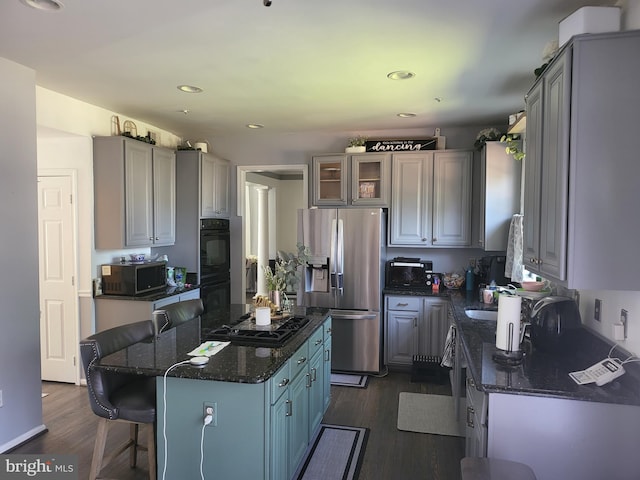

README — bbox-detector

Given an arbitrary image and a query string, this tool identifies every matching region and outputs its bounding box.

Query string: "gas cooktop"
[204,315,310,347]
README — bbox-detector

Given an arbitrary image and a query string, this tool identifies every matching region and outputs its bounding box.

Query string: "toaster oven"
[385,258,434,290]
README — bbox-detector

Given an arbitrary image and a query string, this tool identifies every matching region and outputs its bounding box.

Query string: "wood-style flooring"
[11,372,463,480]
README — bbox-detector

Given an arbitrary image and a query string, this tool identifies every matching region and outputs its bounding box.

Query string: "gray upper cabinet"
[312,153,390,206]
[390,150,472,247]
[523,31,640,290]
[478,142,522,251]
[200,152,230,218]
[94,136,176,249]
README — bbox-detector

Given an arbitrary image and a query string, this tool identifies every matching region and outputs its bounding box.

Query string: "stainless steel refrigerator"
[297,208,385,374]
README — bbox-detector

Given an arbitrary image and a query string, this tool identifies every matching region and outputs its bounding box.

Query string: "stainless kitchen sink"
[464,309,498,321]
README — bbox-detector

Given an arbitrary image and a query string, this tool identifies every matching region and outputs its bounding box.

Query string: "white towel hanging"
[505,214,524,282]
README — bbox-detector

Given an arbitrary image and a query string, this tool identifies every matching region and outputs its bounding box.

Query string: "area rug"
[293,424,368,480]
[330,373,368,388]
[397,392,464,437]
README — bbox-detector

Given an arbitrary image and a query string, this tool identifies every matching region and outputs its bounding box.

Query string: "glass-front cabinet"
[312,153,390,206]
[313,155,347,205]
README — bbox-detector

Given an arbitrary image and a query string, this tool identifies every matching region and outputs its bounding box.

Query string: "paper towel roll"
[496,294,522,352]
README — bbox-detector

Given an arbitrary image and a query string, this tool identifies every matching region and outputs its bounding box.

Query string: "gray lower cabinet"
[94,288,200,331]
[385,295,449,367]
[465,372,487,458]
[389,150,472,247]
[523,30,640,290]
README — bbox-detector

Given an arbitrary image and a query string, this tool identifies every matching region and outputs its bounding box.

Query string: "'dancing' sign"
[365,138,437,152]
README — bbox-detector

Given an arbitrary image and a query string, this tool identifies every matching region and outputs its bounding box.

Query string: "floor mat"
[293,424,368,480]
[397,392,464,437]
[330,374,368,388]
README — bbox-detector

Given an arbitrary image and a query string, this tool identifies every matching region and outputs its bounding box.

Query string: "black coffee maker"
[479,255,509,286]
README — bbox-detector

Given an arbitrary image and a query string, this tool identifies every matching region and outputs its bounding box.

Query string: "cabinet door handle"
[467,377,476,388]
[278,378,290,388]
[396,302,408,307]
[285,400,292,417]
[466,406,475,428]
[297,356,307,365]
[306,373,312,388]
[324,348,331,362]
[326,327,332,335]
[314,339,323,346]
[421,237,427,242]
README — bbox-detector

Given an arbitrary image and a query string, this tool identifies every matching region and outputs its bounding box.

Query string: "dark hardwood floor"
[13,372,463,480]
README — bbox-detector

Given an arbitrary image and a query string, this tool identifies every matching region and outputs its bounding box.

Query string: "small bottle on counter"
[466,266,474,292]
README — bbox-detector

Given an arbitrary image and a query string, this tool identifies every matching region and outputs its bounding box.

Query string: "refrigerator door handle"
[330,218,338,291]
[336,218,344,294]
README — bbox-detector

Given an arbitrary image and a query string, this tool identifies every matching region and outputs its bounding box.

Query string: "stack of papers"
[188,341,230,357]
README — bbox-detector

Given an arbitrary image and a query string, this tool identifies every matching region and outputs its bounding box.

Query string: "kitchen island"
[98,304,332,480]
[448,291,640,480]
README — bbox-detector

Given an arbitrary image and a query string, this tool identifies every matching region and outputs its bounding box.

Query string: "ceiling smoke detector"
[20,0,64,11]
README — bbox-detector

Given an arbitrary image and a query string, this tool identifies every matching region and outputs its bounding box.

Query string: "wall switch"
[621,309,628,339]
[594,299,602,321]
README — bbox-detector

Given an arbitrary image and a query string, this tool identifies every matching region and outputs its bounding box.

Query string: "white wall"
[0,57,44,451]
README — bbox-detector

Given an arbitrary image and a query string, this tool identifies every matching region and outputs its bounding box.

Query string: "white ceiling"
[0,0,617,140]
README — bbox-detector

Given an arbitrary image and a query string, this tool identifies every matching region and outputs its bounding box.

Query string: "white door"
[38,174,78,383]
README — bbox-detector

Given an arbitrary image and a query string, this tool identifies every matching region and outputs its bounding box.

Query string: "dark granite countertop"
[94,284,200,302]
[447,290,640,407]
[383,287,452,298]
[97,304,331,384]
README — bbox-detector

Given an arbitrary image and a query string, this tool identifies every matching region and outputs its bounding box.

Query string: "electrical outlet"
[594,299,602,322]
[621,309,628,339]
[203,402,217,426]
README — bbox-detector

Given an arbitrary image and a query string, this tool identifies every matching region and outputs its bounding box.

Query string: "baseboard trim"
[1,424,48,453]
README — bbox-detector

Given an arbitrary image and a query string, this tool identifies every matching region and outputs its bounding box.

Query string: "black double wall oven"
[200,218,231,312]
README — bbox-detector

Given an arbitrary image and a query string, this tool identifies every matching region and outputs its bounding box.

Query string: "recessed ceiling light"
[387,70,416,80]
[434,97,443,103]
[397,113,417,118]
[177,85,203,93]
[20,0,64,10]
[246,124,265,129]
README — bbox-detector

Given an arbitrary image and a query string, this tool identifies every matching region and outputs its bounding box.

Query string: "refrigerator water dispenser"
[305,256,330,293]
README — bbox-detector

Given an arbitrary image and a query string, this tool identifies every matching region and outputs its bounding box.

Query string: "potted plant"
[262,243,310,307]
[500,133,525,161]
[345,135,367,153]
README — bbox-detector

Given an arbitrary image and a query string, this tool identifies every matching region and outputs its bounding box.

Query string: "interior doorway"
[237,165,308,302]
[37,170,79,384]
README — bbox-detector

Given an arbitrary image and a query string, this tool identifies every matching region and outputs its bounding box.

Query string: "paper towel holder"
[493,321,526,366]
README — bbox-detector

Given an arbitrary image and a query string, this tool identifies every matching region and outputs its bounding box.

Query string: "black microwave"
[101,262,167,296]
[385,258,434,290]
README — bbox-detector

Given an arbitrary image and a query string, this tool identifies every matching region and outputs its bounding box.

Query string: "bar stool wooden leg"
[90,418,109,480]
[129,423,139,468]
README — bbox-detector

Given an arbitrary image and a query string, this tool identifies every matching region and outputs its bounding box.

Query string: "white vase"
[345,146,366,153]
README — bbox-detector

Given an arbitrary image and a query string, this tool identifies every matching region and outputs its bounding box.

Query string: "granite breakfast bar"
[97,305,332,480]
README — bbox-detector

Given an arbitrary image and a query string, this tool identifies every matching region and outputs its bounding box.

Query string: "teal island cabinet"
[98,305,332,480]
